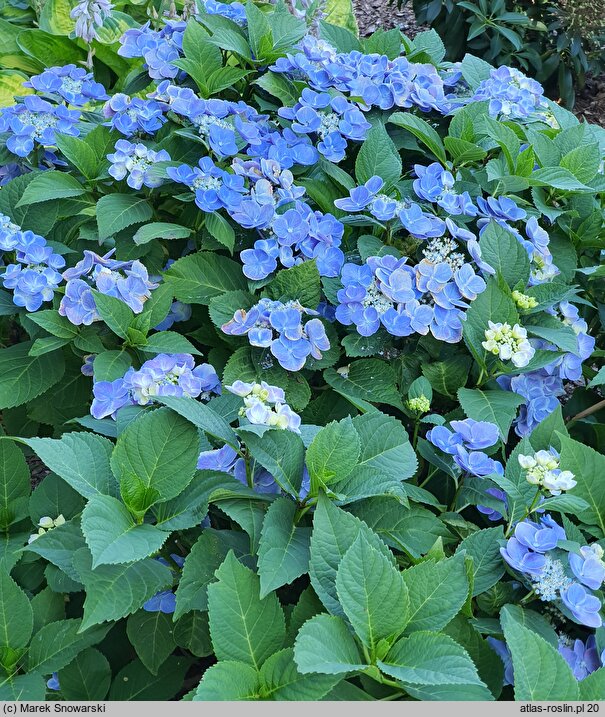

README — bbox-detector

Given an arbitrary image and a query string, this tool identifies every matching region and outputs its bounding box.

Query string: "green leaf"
[500,604,579,700]
[141,331,201,356]
[324,358,404,410]
[205,212,235,252]
[306,417,360,489]
[73,549,173,630]
[173,611,212,657]
[133,222,192,245]
[355,123,402,190]
[0,673,46,701]
[0,342,65,409]
[93,350,132,383]
[294,614,366,674]
[193,661,260,700]
[108,657,190,700]
[90,290,133,339]
[526,321,579,355]
[558,435,605,534]
[82,495,168,568]
[257,497,311,597]
[422,356,470,399]
[457,527,505,595]
[255,72,299,106]
[0,567,33,650]
[457,388,525,442]
[55,135,99,180]
[24,433,117,500]
[349,500,451,560]
[155,395,238,448]
[96,194,153,240]
[560,143,601,185]
[388,112,446,164]
[465,289,519,371]
[529,166,595,193]
[0,438,29,529]
[28,335,71,356]
[579,668,605,700]
[479,221,530,288]
[27,309,79,339]
[207,551,285,669]
[175,530,233,618]
[111,407,200,508]
[336,533,408,650]
[309,494,394,617]
[266,260,321,309]
[58,648,111,700]
[27,618,109,673]
[319,20,361,52]
[239,428,304,496]
[402,553,469,634]
[260,647,340,700]
[16,171,85,206]
[164,251,246,304]
[126,610,176,675]
[378,631,484,687]
[25,519,86,582]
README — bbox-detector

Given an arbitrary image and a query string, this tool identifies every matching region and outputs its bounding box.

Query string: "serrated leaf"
[479,221,530,288]
[96,194,153,240]
[110,407,200,507]
[402,553,469,634]
[16,171,85,206]
[58,648,111,700]
[294,614,366,674]
[457,388,524,442]
[133,222,192,245]
[324,358,404,410]
[126,610,176,675]
[0,438,29,529]
[378,631,484,686]
[193,661,260,700]
[108,657,190,700]
[258,497,311,597]
[0,567,33,651]
[457,527,505,595]
[266,261,321,309]
[27,618,109,673]
[24,433,117,500]
[355,123,401,190]
[164,251,246,304]
[388,112,446,164]
[558,435,605,534]
[82,495,168,568]
[306,417,360,488]
[155,395,238,448]
[207,551,285,669]
[500,605,579,700]
[239,428,304,497]
[336,533,408,650]
[73,548,173,630]
[0,342,65,409]
[26,519,86,581]
[260,648,340,700]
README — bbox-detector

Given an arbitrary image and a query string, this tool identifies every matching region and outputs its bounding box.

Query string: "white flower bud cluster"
[226,380,301,433]
[482,321,535,368]
[28,514,66,544]
[518,449,577,496]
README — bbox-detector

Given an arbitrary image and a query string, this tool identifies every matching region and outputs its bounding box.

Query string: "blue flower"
[398,202,446,240]
[202,0,247,26]
[0,96,80,157]
[569,547,605,591]
[454,446,503,477]
[334,176,384,212]
[25,65,107,105]
[197,444,239,471]
[476,196,526,223]
[154,301,192,331]
[449,418,499,450]
[558,636,602,681]
[107,139,171,190]
[561,583,602,628]
[487,638,514,686]
[143,590,176,613]
[119,21,185,80]
[477,487,507,522]
[471,66,546,119]
[47,673,60,691]
[59,278,99,325]
[103,93,166,136]
[90,378,131,420]
[514,519,560,553]
[500,536,547,577]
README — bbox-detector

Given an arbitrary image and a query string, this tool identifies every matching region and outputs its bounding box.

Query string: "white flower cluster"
[226,380,301,433]
[518,449,577,495]
[28,514,66,544]
[482,321,535,368]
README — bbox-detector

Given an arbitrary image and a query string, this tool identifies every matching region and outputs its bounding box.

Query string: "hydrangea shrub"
[0,0,604,703]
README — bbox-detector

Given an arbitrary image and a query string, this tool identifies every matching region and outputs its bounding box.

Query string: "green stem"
[412,420,420,451]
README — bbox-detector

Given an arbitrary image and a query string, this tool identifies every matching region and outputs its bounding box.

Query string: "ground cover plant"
[0,0,605,702]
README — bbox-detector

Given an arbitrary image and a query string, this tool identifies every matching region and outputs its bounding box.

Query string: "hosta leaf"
[207,551,285,669]
[257,497,311,597]
[82,495,169,567]
[294,614,366,674]
[335,533,408,650]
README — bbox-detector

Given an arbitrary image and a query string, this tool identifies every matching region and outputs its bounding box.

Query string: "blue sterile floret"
[24,65,108,106]
[0,214,65,311]
[118,20,186,80]
[222,298,330,371]
[0,96,80,157]
[59,249,158,325]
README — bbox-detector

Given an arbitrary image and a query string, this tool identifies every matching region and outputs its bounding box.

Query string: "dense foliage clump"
[0,0,604,702]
